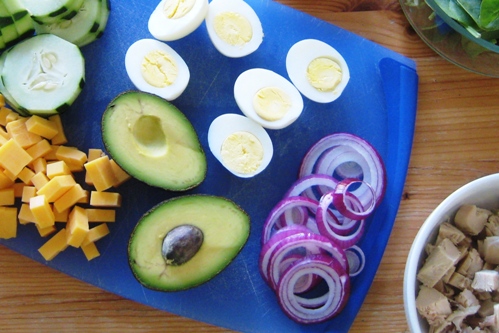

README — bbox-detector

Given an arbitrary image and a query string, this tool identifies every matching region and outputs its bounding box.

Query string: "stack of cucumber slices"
[0,0,111,117]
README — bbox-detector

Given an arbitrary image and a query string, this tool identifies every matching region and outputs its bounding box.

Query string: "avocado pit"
[162,224,203,266]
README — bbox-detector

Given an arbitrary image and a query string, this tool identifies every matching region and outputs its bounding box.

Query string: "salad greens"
[432,0,499,41]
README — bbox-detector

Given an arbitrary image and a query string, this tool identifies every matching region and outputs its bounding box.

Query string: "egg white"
[208,113,273,178]
[205,0,263,58]
[286,39,350,103]
[234,68,303,130]
[148,0,209,41]
[125,39,190,101]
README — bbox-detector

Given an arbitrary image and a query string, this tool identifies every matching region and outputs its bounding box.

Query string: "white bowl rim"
[403,173,499,332]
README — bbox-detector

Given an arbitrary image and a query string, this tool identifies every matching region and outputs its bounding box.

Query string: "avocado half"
[128,195,250,291]
[101,91,207,191]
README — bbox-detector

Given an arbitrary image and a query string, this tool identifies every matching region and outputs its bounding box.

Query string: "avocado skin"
[128,194,251,292]
[101,90,207,191]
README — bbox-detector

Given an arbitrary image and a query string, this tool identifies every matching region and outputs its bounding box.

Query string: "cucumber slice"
[18,0,85,24]
[3,0,35,40]
[74,0,110,46]
[0,49,28,115]
[0,2,19,48]
[1,34,85,116]
[34,0,102,47]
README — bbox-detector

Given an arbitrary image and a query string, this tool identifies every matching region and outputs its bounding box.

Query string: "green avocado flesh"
[128,195,250,291]
[101,91,207,191]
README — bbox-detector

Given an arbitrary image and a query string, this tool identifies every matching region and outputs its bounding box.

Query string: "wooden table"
[2,0,499,332]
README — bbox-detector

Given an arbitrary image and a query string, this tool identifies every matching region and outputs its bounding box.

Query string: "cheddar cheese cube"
[31,157,47,174]
[0,171,14,190]
[18,203,36,224]
[89,191,122,207]
[22,186,37,203]
[86,208,116,222]
[82,223,110,246]
[17,167,35,185]
[31,171,50,190]
[110,159,131,187]
[53,207,69,223]
[26,139,52,160]
[6,118,41,148]
[38,228,69,261]
[0,187,14,206]
[25,115,58,140]
[66,206,89,247]
[81,241,100,261]
[0,206,17,239]
[12,183,26,197]
[84,155,117,192]
[36,223,57,237]
[53,184,86,213]
[55,146,87,167]
[37,174,76,202]
[48,115,67,145]
[46,160,71,179]
[0,139,33,175]
[85,148,104,185]
[30,195,55,228]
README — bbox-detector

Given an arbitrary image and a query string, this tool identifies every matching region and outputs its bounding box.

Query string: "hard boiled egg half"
[234,68,304,130]
[286,39,350,104]
[205,0,263,58]
[148,0,209,41]
[125,38,190,101]
[208,114,273,178]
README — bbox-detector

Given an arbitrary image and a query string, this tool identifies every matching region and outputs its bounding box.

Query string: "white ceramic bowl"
[404,173,499,332]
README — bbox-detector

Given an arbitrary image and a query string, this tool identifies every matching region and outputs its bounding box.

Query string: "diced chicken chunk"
[472,270,499,293]
[480,303,499,331]
[483,237,499,265]
[454,204,490,236]
[416,286,452,327]
[437,222,467,245]
[418,238,462,288]
[457,248,484,279]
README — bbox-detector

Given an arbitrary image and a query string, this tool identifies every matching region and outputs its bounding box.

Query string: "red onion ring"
[299,133,386,207]
[332,178,376,220]
[284,174,338,202]
[266,232,349,290]
[345,245,365,277]
[276,254,350,324]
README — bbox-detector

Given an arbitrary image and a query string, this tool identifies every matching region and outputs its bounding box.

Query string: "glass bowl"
[400,0,499,77]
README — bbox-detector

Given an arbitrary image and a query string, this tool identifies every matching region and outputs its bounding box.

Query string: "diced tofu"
[0,139,33,175]
[30,195,55,228]
[0,187,14,206]
[90,191,122,207]
[66,206,89,247]
[0,206,17,239]
[38,228,69,261]
[25,115,58,139]
[37,174,76,202]
[84,155,117,192]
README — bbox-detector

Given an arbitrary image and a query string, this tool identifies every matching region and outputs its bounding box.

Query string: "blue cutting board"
[0,1,418,332]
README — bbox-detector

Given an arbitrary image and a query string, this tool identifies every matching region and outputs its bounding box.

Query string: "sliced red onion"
[276,254,350,324]
[345,245,365,277]
[259,225,312,284]
[279,254,320,294]
[266,232,348,290]
[284,174,338,202]
[261,196,320,245]
[332,179,376,220]
[316,192,366,249]
[299,133,386,207]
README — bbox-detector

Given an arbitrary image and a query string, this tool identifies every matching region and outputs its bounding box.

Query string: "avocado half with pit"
[128,195,250,291]
[101,91,206,191]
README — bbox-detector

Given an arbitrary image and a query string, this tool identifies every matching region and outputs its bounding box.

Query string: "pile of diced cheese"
[0,94,130,261]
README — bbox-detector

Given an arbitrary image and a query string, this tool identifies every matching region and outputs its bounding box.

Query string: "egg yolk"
[306,57,342,92]
[141,50,178,88]
[163,0,196,19]
[253,87,291,121]
[213,12,253,46]
[220,131,263,174]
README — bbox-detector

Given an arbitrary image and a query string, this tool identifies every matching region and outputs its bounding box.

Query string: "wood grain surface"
[2,0,499,332]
